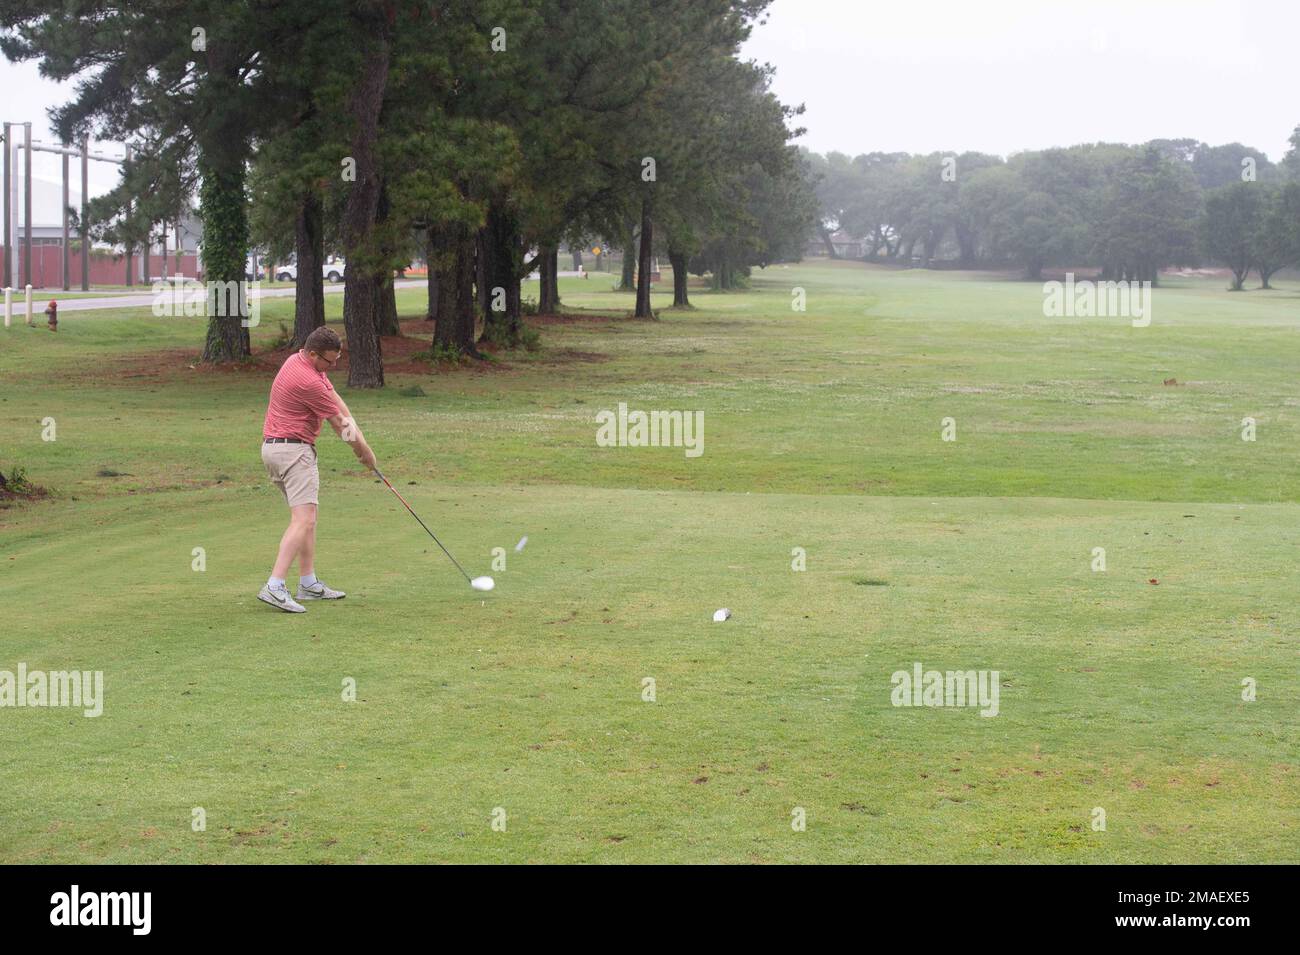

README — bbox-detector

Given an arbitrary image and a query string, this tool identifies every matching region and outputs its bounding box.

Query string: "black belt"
[264,437,313,446]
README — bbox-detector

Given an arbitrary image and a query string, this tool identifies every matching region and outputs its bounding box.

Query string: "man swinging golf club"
[257,326,377,613]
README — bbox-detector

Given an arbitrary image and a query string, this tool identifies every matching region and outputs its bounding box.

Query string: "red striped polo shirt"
[262,351,342,444]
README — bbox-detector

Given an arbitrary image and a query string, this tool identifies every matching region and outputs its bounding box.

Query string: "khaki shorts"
[262,441,319,507]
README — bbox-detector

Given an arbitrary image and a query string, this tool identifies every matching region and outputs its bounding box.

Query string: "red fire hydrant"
[45,300,58,332]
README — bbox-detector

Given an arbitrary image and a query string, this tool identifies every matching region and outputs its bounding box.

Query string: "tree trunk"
[198,156,252,362]
[479,201,521,344]
[373,183,400,337]
[548,246,561,311]
[433,228,456,345]
[426,230,438,321]
[619,219,637,290]
[377,273,399,336]
[293,191,325,347]
[538,244,561,313]
[819,223,840,258]
[955,224,976,268]
[339,21,391,388]
[434,225,480,357]
[714,255,736,290]
[475,230,487,315]
[538,245,552,314]
[669,248,689,307]
[572,248,582,271]
[634,197,654,318]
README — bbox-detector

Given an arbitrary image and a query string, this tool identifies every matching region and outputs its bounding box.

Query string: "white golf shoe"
[297,579,346,601]
[258,583,306,613]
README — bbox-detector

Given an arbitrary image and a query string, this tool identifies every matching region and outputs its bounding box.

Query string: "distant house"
[806,230,869,259]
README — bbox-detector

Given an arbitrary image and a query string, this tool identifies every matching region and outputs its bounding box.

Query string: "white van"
[270,254,346,283]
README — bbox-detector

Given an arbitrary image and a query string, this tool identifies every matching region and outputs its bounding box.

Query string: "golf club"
[375,469,494,591]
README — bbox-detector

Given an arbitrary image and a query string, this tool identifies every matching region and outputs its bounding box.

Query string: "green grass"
[1,261,1296,863]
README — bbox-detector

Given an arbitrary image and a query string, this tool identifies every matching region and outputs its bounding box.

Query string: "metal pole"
[3,286,10,327]
[23,123,32,289]
[80,136,89,290]
[1,123,10,290]
[25,282,32,325]
[62,142,70,290]
[123,143,132,286]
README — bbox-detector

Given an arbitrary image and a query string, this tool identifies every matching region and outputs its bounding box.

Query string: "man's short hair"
[303,326,342,355]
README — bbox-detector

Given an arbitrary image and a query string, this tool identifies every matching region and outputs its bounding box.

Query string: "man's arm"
[327,397,378,472]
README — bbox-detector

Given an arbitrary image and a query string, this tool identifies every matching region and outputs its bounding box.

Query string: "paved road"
[6,270,590,320]
[5,279,429,318]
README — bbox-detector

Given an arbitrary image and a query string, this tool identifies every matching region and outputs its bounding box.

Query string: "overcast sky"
[3,0,1297,224]
[742,0,1299,161]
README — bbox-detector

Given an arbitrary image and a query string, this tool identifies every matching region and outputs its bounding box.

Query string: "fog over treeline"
[801,129,1300,284]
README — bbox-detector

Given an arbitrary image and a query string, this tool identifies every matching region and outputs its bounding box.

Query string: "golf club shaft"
[375,470,474,584]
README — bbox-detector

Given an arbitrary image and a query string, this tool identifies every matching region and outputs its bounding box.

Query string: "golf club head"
[471,576,495,592]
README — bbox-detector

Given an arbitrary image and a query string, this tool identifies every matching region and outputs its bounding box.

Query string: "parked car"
[269,254,346,283]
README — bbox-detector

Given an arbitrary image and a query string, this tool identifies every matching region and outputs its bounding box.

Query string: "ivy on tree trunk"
[199,157,251,363]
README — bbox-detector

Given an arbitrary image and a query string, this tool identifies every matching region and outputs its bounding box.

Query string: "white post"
[25,283,33,325]
[3,287,11,328]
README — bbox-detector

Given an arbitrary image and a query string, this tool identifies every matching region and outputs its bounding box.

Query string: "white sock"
[268,576,286,590]
[300,573,318,588]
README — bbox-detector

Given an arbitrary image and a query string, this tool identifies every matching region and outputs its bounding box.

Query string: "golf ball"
[712,608,731,622]
[471,576,495,592]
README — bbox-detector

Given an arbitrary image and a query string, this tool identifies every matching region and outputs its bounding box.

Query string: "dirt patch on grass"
[76,320,486,381]
[526,311,622,326]
[0,471,50,507]
[539,348,611,364]
[70,314,626,384]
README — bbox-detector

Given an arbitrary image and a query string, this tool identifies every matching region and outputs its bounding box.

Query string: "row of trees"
[2,1,816,387]
[1202,181,1300,290]
[806,129,1300,283]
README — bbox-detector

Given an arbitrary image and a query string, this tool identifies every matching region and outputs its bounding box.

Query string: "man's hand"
[327,408,376,472]
[357,444,378,472]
